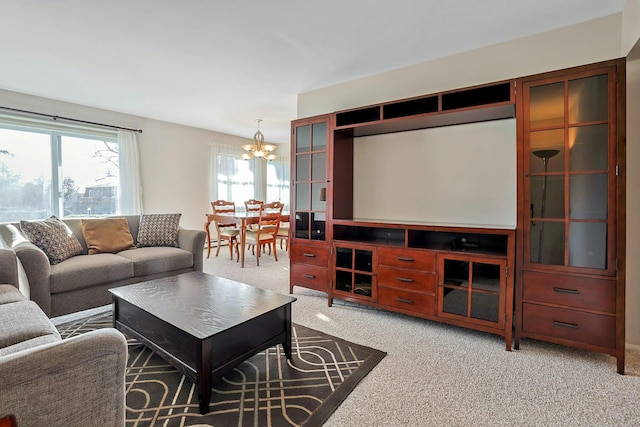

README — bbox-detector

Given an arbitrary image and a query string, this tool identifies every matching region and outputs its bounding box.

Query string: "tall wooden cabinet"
[514,59,626,373]
[289,59,626,368]
[289,115,332,296]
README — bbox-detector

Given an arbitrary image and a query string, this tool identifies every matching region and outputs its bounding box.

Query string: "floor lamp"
[533,149,560,263]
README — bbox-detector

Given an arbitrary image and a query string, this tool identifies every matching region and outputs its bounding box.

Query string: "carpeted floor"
[56,310,385,427]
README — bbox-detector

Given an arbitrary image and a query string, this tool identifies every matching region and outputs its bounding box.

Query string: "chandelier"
[241,119,277,160]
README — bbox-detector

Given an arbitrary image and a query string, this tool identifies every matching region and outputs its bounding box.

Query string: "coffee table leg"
[283,304,293,359]
[197,339,213,414]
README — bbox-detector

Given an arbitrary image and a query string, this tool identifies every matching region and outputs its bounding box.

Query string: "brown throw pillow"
[81,218,136,255]
[20,216,83,264]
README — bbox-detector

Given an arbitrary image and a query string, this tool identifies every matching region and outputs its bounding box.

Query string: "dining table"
[205,211,290,267]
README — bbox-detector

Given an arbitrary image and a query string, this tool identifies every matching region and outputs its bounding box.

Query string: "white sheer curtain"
[118,130,143,214]
[209,143,257,209]
[209,143,289,208]
[267,155,290,208]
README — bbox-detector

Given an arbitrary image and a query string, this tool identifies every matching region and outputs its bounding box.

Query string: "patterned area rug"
[57,312,385,427]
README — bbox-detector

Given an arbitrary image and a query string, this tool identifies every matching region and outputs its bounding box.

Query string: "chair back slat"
[212,200,237,228]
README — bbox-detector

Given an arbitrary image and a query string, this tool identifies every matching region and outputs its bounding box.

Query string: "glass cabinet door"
[292,120,328,242]
[438,256,504,325]
[523,70,615,274]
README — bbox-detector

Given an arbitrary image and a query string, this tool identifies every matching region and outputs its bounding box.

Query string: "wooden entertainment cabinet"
[290,59,625,370]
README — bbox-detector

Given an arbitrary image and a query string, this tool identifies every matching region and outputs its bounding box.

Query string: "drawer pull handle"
[553,287,580,295]
[303,274,316,279]
[396,297,414,304]
[397,277,414,283]
[397,257,414,262]
[553,320,579,329]
[303,253,316,258]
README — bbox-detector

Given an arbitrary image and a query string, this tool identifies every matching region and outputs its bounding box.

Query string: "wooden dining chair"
[244,199,264,252]
[210,200,240,259]
[277,215,290,252]
[238,201,283,266]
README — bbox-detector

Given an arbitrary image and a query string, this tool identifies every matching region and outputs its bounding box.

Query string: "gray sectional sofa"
[0,215,206,317]
[0,253,128,426]
[0,214,206,426]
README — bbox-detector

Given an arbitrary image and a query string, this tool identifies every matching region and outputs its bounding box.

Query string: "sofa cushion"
[19,216,83,264]
[0,301,60,351]
[136,213,181,247]
[81,218,136,255]
[117,246,193,276]
[0,285,26,305]
[49,254,134,294]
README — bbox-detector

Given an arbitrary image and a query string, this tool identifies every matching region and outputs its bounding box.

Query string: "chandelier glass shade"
[241,119,277,160]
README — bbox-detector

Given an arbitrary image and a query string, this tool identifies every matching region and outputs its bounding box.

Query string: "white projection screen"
[352,119,517,228]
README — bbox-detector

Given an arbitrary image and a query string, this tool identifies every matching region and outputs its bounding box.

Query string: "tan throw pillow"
[20,216,83,264]
[81,218,136,255]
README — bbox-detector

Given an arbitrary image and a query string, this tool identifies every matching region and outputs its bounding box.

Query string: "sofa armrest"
[177,227,206,272]
[0,247,18,289]
[13,241,52,316]
[0,328,127,427]
[0,224,51,314]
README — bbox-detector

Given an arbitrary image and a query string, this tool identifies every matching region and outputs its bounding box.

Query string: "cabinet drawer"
[522,271,615,313]
[522,303,615,349]
[290,244,329,267]
[291,264,329,292]
[378,267,436,293]
[378,287,436,315]
[378,247,436,271]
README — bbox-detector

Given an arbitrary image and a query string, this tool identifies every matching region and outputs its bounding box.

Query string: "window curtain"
[253,159,267,202]
[267,155,290,208]
[118,130,143,214]
[209,143,257,208]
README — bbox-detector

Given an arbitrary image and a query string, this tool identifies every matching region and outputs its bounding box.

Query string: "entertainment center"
[289,58,626,373]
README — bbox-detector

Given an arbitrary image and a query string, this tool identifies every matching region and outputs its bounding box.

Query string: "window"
[0,124,120,222]
[211,144,257,208]
[210,143,289,209]
[267,156,290,208]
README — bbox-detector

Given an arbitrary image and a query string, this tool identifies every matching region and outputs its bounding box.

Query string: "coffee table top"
[109,272,296,339]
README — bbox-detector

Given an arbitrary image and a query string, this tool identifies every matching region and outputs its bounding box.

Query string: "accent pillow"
[136,213,181,247]
[81,217,136,255]
[20,216,83,264]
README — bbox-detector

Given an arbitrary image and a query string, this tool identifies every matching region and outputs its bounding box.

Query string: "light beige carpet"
[53,249,640,426]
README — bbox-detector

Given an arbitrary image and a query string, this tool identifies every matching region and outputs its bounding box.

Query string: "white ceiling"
[0,1,627,143]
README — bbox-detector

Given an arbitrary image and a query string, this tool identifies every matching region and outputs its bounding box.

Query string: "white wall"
[625,43,640,348]
[353,120,517,228]
[297,12,640,348]
[0,88,255,231]
[299,14,623,118]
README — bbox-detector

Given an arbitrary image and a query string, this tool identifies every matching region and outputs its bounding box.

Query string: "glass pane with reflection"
[568,75,608,124]
[570,174,608,220]
[310,212,326,241]
[530,129,564,173]
[471,292,499,323]
[530,221,564,265]
[296,154,310,181]
[569,125,608,171]
[295,183,310,210]
[296,125,310,153]
[311,152,326,181]
[530,176,564,218]
[311,122,327,151]
[311,183,326,211]
[569,222,607,269]
[294,212,309,239]
[529,82,564,128]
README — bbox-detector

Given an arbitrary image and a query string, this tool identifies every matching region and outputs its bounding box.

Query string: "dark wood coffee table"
[109,271,297,414]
